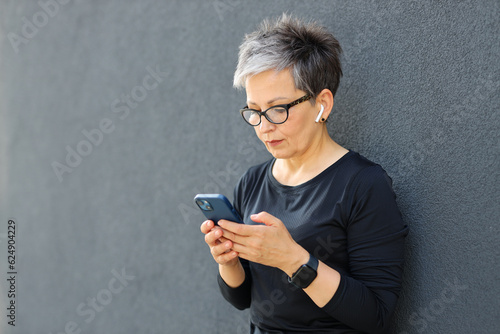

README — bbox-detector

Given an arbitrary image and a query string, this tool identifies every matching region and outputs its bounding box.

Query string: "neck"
[273,129,348,186]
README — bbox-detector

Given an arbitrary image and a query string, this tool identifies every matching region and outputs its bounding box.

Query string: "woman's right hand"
[201,220,240,267]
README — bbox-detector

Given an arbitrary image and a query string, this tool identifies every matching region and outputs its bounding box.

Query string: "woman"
[200,14,408,334]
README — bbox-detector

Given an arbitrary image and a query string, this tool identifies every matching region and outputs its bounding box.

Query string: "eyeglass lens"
[243,106,288,125]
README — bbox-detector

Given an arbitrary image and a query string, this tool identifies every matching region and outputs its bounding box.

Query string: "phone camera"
[196,199,213,211]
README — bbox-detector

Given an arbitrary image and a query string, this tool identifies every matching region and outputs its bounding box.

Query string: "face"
[245,69,322,160]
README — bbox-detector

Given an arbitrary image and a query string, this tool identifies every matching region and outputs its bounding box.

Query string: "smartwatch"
[288,254,318,289]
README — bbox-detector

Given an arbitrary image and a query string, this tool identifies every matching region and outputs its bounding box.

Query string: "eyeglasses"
[239,94,312,126]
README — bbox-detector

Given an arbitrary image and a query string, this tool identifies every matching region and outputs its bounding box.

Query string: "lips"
[266,140,283,147]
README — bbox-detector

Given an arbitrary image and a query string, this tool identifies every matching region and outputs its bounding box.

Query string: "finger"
[250,211,282,227]
[233,250,251,263]
[217,236,230,244]
[218,219,256,237]
[211,239,233,258]
[218,227,249,247]
[229,241,251,256]
[215,250,239,264]
[204,227,225,245]
[200,220,215,234]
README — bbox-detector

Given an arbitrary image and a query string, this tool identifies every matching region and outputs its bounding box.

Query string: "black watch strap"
[288,254,319,289]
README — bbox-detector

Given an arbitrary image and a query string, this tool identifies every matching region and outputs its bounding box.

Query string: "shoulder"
[343,156,401,225]
[341,151,396,198]
[341,153,404,232]
[342,151,380,173]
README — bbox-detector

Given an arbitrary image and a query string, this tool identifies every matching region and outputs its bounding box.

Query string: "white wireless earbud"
[315,105,325,123]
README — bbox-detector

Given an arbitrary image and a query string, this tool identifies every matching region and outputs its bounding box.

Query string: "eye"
[272,107,287,113]
[267,106,288,124]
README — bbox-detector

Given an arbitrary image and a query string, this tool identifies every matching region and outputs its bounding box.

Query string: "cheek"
[284,119,315,146]
[254,127,262,139]
[281,116,306,139]
[253,127,268,145]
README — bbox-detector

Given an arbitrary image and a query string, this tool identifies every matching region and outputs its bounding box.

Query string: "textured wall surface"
[0,0,498,333]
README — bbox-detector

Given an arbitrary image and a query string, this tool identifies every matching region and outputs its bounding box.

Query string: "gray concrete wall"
[0,0,498,333]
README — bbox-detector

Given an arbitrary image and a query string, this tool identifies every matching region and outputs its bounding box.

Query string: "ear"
[315,89,334,122]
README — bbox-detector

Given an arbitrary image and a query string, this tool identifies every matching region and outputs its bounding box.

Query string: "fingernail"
[225,242,231,248]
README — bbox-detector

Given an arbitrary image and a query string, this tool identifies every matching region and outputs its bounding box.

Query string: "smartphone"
[194,194,244,225]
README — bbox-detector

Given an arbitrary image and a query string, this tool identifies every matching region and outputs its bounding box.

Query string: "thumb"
[250,211,282,227]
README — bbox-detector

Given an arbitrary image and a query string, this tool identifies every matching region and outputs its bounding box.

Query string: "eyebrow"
[247,96,290,107]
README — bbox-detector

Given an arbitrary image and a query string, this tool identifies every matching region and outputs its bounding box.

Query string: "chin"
[266,148,290,159]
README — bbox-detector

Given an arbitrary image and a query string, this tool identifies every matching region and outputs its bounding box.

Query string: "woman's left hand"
[218,211,309,276]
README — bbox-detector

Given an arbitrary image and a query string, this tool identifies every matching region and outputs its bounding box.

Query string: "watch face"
[292,265,318,288]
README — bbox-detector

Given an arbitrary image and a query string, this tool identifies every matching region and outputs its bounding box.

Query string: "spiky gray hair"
[233,14,343,98]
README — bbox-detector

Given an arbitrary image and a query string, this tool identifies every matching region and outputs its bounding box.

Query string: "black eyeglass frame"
[239,94,312,126]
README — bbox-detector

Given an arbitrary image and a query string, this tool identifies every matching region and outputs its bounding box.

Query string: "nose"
[258,115,275,133]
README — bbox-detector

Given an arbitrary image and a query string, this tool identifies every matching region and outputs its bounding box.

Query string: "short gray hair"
[234,14,343,98]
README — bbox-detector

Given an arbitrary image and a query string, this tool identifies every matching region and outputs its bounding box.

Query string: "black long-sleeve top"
[218,151,409,333]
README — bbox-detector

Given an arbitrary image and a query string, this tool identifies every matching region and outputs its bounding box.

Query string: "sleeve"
[216,172,253,310]
[321,166,409,334]
[217,260,252,310]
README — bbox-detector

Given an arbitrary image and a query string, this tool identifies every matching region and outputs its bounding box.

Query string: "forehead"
[245,69,297,104]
